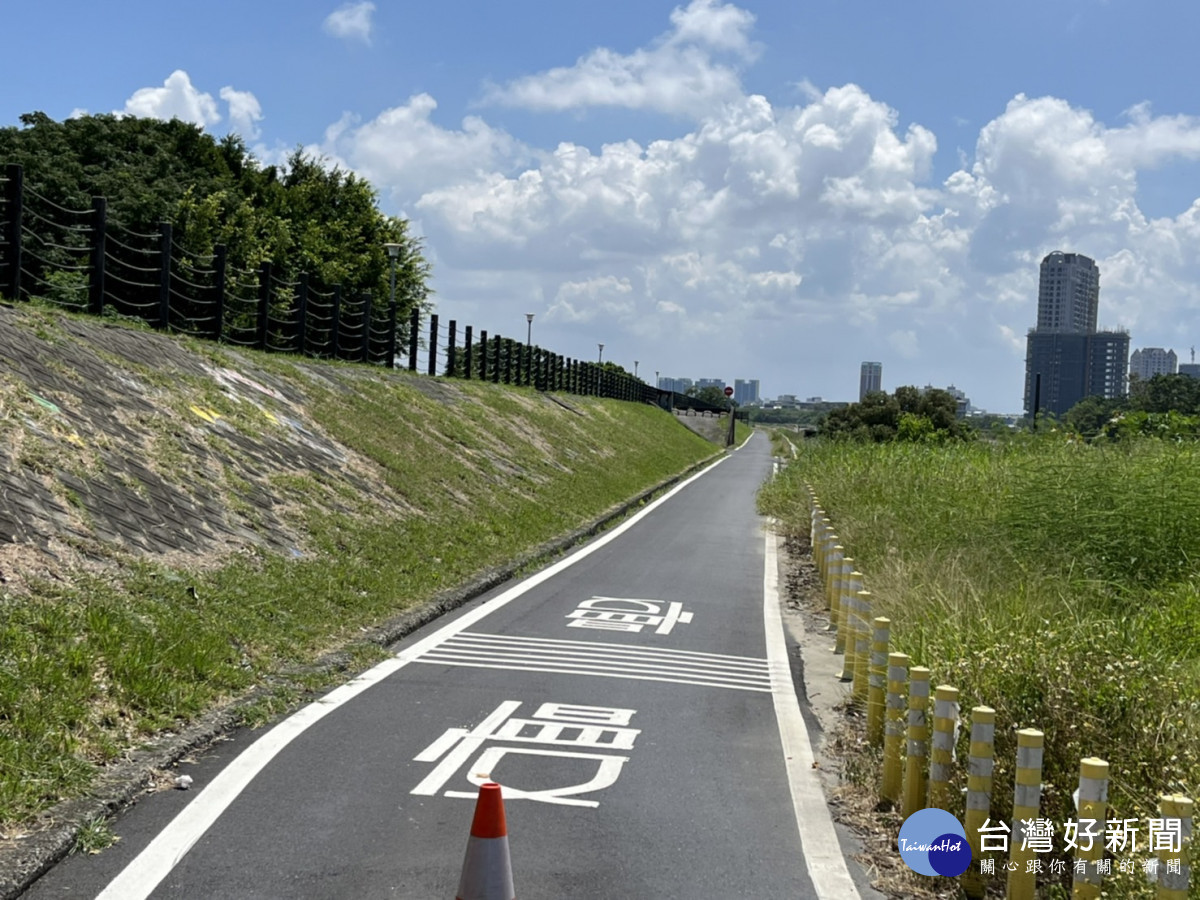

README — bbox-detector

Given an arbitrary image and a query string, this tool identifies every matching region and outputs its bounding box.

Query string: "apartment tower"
[859,361,882,401]
[1023,252,1129,416]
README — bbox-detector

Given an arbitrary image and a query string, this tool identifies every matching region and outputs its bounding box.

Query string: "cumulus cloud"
[119,72,265,143]
[481,0,756,118]
[311,2,1200,409]
[323,1,375,44]
[122,70,221,127]
[315,94,532,209]
[220,86,263,139]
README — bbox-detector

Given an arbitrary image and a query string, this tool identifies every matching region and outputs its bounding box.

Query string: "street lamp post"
[384,242,401,367]
[634,360,639,378]
[598,343,604,363]
[525,313,535,388]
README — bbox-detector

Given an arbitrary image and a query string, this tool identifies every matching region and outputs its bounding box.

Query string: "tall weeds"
[761,435,1200,883]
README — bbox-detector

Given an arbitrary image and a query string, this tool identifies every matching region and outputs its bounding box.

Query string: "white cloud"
[315,94,532,210]
[481,0,756,118]
[220,86,263,140]
[304,3,1200,410]
[323,1,375,44]
[121,70,220,127]
[119,72,266,144]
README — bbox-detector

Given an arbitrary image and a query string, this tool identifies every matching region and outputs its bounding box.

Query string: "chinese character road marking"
[566,596,694,635]
[413,632,772,693]
[412,701,640,807]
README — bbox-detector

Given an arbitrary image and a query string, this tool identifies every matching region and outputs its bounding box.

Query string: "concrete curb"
[0,449,725,900]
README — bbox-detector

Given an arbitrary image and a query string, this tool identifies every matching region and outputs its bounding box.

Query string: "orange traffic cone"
[456,782,515,900]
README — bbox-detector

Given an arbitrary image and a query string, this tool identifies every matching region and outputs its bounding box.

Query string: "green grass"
[0,312,721,829]
[760,435,1200,897]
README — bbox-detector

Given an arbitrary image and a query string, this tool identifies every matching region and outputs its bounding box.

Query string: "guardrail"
[803,485,1193,899]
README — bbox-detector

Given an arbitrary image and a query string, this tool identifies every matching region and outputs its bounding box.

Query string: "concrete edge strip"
[0,443,734,900]
[762,523,863,900]
[90,443,743,899]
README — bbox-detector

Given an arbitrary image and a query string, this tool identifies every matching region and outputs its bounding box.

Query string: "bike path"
[26,432,862,899]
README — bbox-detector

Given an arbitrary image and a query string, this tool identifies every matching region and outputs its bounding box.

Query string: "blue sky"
[5,0,1200,411]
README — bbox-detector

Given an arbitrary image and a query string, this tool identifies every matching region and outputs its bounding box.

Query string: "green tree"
[686,385,729,407]
[821,387,972,442]
[0,113,431,321]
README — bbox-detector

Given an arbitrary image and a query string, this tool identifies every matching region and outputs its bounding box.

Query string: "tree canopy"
[820,387,973,442]
[1062,374,1200,440]
[0,112,430,316]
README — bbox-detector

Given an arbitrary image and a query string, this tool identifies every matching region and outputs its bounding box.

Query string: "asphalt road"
[25,432,864,899]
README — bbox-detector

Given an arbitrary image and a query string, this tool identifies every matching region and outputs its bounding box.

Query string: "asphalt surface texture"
[23,433,867,899]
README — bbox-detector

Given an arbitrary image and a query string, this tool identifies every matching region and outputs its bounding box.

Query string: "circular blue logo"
[898,808,972,877]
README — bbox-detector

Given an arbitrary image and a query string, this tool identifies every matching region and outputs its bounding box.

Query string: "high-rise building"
[696,378,724,391]
[657,376,692,393]
[733,379,760,405]
[859,362,882,400]
[1129,348,1178,381]
[1036,251,1099,333]
[1181,364,1200,380]
[1023,252,1129,417]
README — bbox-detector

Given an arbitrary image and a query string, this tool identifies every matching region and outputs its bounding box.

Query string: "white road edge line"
[96,441,744,900]
[763,523,864,900]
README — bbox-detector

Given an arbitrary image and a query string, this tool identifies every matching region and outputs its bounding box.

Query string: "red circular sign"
[723,386,734,397]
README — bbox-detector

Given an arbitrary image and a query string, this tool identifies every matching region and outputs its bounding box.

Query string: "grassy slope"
[0,305,720,829]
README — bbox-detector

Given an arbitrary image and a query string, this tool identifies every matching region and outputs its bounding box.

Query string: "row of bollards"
[806,487,1193,899]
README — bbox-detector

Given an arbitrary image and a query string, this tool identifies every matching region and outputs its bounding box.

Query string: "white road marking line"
[447,631,766,663]
[422,645,768,677]
[409,701,522,796]
[96,448,739,900]
[763,525,864,899]
[411,659,773,692]
[419,650,770,685]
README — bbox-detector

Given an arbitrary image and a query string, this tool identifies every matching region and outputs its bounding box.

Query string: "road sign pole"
[724,385,735,446]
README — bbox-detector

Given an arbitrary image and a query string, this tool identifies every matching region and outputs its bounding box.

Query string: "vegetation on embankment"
[760,435,1200,894]
[0,302,720,831]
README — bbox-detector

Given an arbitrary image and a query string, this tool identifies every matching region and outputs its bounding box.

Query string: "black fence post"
[296,272,309,356]
[256,261,271,350]
[522,344,531,386]
[157,221,171,329]
[408,306,419,371]
[212,244,226,341]
[428,313,439,376]
[88,197,106,315]
[3,164,22,302]
[503,338,513,384]
[492,334,501,384]
[464,325,473,379]
[447,319,457,376]
[479,329,488,381]
[555,354,563,391]
[331,285,342,358]
[360,293,371,362]
[386,295,397,369]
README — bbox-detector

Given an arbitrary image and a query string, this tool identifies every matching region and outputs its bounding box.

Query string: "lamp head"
[384,242,402,259]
